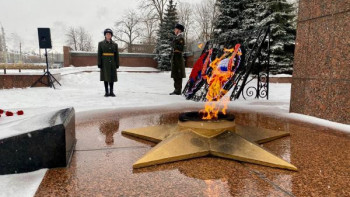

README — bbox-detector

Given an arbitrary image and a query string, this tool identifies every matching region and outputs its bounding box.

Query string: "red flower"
[0,109,3,114]
[6,111,14,116]
[17,110,24,115]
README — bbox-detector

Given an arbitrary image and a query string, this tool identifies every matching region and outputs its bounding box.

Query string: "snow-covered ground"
[0,169,46,197]
[0,66,289,113]
[0,65,159,75]
[270,74,292,78]
[1,66,349,197]
[1,66,349,137]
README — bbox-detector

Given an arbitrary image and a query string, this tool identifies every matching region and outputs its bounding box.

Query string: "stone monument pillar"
[290,1,350,124]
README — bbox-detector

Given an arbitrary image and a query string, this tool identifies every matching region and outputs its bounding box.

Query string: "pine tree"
[155,0,178,71]
[254,0,296,74]
[241,0,258,31]
[213,0,250,40]
[213,0,296,74]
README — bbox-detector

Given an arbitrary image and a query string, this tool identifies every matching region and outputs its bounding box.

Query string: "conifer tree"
[155,0,178,71]
[256,0,296,74]
[213,0,296,74]
[213,0,249,40]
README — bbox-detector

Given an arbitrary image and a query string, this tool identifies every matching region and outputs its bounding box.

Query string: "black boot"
[109,82,116,97]
[170,91,181,95]
[104,82,109,97]
[170,78,182,95]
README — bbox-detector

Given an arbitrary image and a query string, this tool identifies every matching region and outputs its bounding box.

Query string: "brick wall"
[63,46,194,68]
[0,74,61,89]
[63,46,71,67]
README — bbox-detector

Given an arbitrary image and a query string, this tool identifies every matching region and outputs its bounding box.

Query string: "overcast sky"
[0,0,293,53]
[0,0,203,53]
[0,0,147,53]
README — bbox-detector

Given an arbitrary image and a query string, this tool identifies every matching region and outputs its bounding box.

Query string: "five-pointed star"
[122,123,297,171]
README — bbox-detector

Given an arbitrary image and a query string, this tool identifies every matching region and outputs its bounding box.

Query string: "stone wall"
[64,46,194,68]
[290,1,350,124]
[0,74,61,89]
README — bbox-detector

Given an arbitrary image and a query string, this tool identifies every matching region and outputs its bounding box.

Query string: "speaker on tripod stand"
[31,28,61,89]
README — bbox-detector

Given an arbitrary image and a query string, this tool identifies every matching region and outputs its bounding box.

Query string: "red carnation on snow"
[6,111,14,116]
[0,109,24,118]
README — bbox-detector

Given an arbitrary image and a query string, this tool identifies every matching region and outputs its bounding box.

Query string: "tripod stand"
[31,48,61,89]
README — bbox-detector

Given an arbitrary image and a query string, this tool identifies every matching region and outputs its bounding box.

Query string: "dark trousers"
[104,82,114,93]
[173,78,183,93]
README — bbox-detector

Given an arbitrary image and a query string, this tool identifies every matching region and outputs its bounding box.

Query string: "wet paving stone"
[35,109,350,197]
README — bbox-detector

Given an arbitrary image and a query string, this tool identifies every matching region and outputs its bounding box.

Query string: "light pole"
[19,42,22,63]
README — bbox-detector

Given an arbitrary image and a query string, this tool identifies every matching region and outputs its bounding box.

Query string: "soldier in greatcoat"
[98,28,119,97]
[170,24,186,95]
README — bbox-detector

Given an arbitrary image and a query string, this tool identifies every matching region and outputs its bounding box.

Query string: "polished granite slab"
[0,108,76,175]
[291,1,350,124]
[35,110,350,197]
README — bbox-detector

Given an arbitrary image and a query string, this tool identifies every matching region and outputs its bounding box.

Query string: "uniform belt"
[103,53,114,56]
[174,50,183,53]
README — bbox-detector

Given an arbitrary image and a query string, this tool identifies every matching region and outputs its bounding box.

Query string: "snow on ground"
[0,66,159,75]
[1,67,191,113]
[0,66,290,113]
[0,110,63,139]
[55,65,160,75]
[0,169,47,197]
[270,74,292,78]
[0,66,349,197]
[1,66,349,134]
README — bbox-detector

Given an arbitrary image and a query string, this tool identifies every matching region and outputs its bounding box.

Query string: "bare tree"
[194,0,217,42]
[140,9,158,45]
[77,27,93,51]
[114,10,142,53]
[178,1,195,50]
[66,27,78,51]
[138,0,168,24]
[65,26,94,51]
[10,33,22,52]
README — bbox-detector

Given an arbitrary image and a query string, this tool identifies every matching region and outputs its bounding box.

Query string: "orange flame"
[198,43,204,49]
[201,44,241,120]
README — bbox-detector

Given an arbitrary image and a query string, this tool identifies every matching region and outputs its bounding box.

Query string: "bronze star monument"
[122,112,297,171]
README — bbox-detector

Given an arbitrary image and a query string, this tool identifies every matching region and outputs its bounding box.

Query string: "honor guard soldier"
[98,28,120,97]
[170,24,186,95]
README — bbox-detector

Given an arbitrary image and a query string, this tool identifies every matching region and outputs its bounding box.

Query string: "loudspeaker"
[38,28,52,49]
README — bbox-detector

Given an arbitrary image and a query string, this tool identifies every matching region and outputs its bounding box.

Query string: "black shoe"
[110,92,116,97]
[170,92,181,95]
[104,93,109,97]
